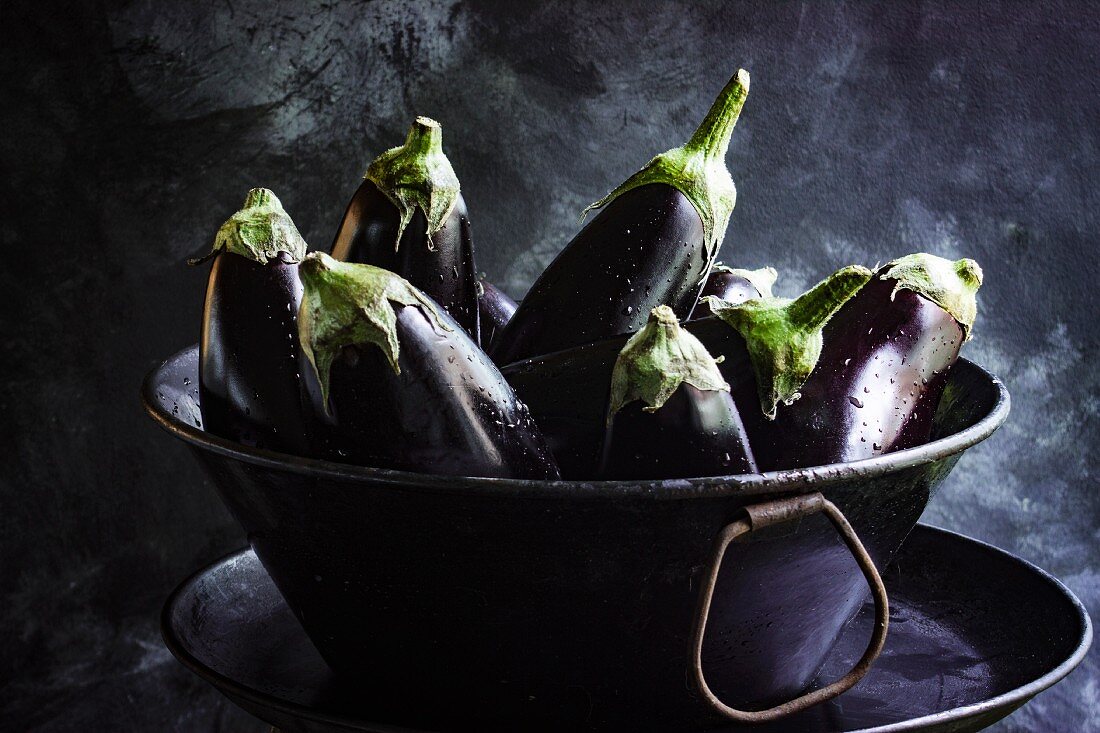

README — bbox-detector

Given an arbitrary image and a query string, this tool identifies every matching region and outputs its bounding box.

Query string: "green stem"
[401,116,444,157]
[297,252,450,411]
[955,258,983,287]
[787,265,874,332]
[607,306,728,419]
[190,187,308,265]
[365,117,461,249]
[880,253,983,339]
[580,68,751,261]
[707,265,872,419]
[686,69,751,160]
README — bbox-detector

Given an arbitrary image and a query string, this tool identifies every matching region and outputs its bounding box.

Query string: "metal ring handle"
[689,492,890,724]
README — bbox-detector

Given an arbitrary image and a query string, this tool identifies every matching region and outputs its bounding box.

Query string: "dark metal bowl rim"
[142,345,1010,500]
[160,525,1092,733]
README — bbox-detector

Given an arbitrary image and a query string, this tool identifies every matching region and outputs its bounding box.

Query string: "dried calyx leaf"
[607,305,729,420]
[191,188,307,265]
[880,253,983,340]
[582,69,750,264]
[707,265,872,419]
[711,263,779,298]
[366,116,461,252]
[297,252,451,410]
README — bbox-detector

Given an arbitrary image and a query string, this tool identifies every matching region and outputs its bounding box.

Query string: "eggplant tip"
[243,187,280,209]
[299,251,332,275]
[206,186,307,264]
[649,304,679,326]
[956,258,983,286]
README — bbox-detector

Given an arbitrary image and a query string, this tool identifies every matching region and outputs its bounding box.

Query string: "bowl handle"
[689,492,890,723]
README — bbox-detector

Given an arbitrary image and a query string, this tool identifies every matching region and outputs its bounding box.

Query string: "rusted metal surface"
[690,492,890,723]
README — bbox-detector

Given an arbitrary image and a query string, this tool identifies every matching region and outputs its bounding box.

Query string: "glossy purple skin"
[478,277,517,352]
[736,276,966,471]
[691,268,765,318]
[198,251,308,454]
[501,317,755,479]
[330,179,480,340]
[599,385,757,480]
[491,184,708,364]
[300,303,559,479]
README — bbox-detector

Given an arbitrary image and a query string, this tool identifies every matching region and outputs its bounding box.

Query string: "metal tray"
[162,524,1090,732]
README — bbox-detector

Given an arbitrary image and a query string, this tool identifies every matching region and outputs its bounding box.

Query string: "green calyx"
[365,116,461,252]
[880,253,983,340]
[711,263,779,298]
[707,265,873,419]
[607,305,729,420]
[582,69,750,262]
[297,252,451,410]
[191,188,307,265]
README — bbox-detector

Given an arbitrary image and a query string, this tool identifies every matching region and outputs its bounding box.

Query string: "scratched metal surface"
[1,1,1096,730]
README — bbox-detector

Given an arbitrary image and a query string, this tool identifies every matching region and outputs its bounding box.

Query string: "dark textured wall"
[2,1,1097,731]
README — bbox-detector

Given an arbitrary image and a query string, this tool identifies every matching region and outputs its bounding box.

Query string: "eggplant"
[296,252,559,479]
[691,263,777,317]
[192,188,309,454]
[711,253,982,471]
[598,306,756,479]
[491,69,751,364]
[477,276,517,352]
[501,266,870,478]
[330,117,480,341]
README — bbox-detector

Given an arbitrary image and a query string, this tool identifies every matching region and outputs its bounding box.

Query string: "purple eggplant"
[598,306,756,479]
[491,69,751,364]
[192,188,309,454]
[296,253,558,479]
[502,266,870,478]
[712,253,982,471]
[330,117,480,341]
[691,263,777,318]
[477,276,517,352]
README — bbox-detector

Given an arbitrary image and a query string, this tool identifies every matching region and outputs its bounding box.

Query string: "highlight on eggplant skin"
[733,253,983,472]
[491,69,751,365]
[598,306,757,480]
[330,117,480,341]
[691,264,778,318]
[296,252,559,480]
[193,188,310,455]
[477,276,517,352]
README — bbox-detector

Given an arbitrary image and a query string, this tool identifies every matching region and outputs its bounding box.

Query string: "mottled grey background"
[1,1,1097,731]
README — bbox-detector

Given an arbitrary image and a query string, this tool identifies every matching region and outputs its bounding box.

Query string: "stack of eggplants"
[193,181,558,479]
[711,253,983,471]
[191,67,985,484]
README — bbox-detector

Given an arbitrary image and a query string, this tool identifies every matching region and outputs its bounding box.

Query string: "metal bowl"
[142,345,1009,731]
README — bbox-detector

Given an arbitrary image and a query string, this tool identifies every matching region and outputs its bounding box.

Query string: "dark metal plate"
[162,525,1091,733]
